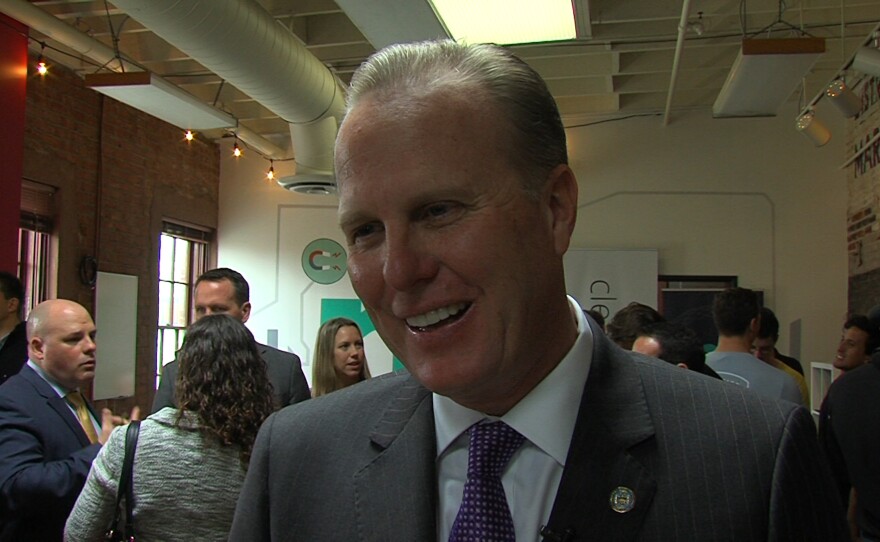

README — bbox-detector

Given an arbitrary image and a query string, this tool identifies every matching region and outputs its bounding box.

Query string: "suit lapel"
[544,321,657,541]
[21,365,94,447]
[354,375,437,541]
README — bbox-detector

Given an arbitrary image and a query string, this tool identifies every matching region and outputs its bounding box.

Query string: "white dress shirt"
[435,297,594,542]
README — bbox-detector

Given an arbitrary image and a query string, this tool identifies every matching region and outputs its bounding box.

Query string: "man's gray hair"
[345,40,568,194]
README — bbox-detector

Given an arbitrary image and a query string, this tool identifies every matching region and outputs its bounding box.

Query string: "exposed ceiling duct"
[105,0,347,192]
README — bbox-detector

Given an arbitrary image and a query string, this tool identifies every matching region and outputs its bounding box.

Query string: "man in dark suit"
[0,299,134,541]
[819,351,880,541]
[152,267,309,412]
[230,40,847,541]
[0,272,27,385]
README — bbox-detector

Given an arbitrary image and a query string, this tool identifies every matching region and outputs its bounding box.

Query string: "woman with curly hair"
[65,314,274,541]
[311,318,371,397]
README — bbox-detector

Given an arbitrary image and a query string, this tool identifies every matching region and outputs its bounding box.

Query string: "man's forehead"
[845,327,868,341]
[47,313,94,334]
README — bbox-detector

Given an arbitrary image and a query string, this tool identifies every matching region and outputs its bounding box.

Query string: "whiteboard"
[563,249,658,321]
[93,272,138,399]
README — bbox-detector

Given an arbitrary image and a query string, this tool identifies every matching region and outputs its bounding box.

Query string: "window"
[18,181,55,318]
[156,221,210,387]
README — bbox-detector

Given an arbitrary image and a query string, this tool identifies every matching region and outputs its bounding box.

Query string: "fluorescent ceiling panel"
[85,71,236,130]
[429,0,576,45]
[713,38,825,118]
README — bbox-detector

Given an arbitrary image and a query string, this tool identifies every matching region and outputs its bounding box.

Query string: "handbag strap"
[108,421,140,541]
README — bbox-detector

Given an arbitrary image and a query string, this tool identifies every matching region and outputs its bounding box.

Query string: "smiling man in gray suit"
[152,268,309,412]
[230,40,847,541]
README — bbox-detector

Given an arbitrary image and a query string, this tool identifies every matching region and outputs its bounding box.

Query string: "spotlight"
[184,130,194,141]
[796,111,831,147]
[688,12,705,36]
[853,46,880,78]
[826,79,862,118]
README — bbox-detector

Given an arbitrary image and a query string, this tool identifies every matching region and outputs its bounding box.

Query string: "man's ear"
[240,301,252,324]
[543,164,578,256]
[29,336,44,362]
[749,317,760,335]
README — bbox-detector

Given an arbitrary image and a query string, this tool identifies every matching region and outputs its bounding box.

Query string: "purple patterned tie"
[449,421,525,542]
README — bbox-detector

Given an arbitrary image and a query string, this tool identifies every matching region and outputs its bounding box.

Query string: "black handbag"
[105,421,140,542]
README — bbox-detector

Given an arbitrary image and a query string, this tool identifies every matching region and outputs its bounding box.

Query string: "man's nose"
[382,230,438,291]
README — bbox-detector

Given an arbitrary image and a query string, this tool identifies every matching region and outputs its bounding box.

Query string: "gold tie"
[66,391,99,444]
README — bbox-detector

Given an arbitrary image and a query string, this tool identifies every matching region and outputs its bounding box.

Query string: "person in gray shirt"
[706,287,803,404]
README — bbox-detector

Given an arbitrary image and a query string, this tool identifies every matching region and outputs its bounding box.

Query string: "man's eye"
[349,223,382,244]
[423,203,452,219]
[419,202,465,224]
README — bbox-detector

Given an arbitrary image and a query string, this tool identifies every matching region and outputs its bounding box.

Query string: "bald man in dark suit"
[0,300,134,541]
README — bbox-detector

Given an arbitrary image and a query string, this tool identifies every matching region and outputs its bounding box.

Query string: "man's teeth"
[407,303,466,328]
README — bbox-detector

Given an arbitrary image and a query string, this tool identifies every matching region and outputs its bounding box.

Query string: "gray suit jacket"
[151,342,310,413]
[229,322,847,541]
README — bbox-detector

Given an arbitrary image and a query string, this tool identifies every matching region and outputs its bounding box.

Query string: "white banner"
[563,248,658,321]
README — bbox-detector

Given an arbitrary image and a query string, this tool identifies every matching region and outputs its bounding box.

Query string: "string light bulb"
[233,138,242,158]
[266,160,275,181]
[184,130,194,141]
[36,43,48,76]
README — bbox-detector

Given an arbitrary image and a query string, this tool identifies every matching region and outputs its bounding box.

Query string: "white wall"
[216,148,395,386]
[567,103,848,364]
[218,102,848,382]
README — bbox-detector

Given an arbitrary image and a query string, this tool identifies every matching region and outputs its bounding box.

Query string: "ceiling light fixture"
[688,12,705,36]
[266,160,275,181]
[852,46,880,78]
[428,0,576,45]
[233,137,242,158]
[713,37,826,118]
[825,78,862,118]
[795,110,831,147]
[184,130,194,141]
[795,22,880,141]
[35,42,48,76]
[85,71,236,131]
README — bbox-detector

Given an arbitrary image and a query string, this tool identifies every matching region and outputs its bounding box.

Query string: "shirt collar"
[434,296,593,466]
[27,359,72,398]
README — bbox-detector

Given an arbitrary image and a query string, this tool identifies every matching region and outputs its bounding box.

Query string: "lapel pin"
[609,486,635,513]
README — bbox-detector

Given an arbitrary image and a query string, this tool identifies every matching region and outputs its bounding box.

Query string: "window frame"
[156,221,211,388]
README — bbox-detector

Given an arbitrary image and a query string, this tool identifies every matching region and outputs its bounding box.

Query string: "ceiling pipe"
[109,0,346,187]
[0,0,283,158]
[664,0,692,126]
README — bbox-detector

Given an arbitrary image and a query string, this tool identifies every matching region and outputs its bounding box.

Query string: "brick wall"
[22,55,220,413]
[847,76,880,314]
